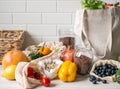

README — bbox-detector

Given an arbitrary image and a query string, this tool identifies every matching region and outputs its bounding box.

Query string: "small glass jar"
[74,46,93,75]
[59,29,75,49]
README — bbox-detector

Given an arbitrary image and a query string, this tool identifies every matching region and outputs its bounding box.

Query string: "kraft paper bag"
[74,7,120,60]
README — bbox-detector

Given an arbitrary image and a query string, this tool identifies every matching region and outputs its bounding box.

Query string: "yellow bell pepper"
[58,61,77,82]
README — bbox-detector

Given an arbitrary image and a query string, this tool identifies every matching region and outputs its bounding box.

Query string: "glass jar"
[74,46,93,75]
[59,29,75,49]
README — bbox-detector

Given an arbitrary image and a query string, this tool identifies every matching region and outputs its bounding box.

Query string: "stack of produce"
[1,41,120,89]
[2,50,29,80]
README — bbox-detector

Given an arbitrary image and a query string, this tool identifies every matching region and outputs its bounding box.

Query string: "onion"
[60,46,75,62]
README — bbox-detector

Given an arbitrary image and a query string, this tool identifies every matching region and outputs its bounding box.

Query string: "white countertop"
[0,65,120,89]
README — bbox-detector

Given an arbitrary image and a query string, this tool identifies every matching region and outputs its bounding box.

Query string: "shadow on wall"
[22,31,42,50]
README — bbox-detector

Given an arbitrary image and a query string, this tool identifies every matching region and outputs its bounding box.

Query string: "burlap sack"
[74,7,120,60]
[15,62,42,89]
[90,60,120,82]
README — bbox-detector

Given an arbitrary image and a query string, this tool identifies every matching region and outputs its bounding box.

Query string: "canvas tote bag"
[74,7,120,60]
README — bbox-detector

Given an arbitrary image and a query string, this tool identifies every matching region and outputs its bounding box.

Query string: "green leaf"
[81,0,106,10]
[29,52,43,60]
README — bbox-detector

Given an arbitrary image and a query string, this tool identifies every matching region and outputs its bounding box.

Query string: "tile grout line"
[12,13,13,24]
[25,0,27,12]
[41,13,43,24]
[56,0,57,12]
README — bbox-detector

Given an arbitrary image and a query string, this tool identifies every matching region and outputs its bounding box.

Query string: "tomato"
[41,77,51,87]
[34,72,41,80]
[27,67,34,75]
[105,4,113,8]
[27,74,34,78]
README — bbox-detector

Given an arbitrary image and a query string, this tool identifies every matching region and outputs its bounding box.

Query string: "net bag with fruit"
[15,62,42,89]
[15,59,63,89]
[23,41,66,62]
[15,42,65,89]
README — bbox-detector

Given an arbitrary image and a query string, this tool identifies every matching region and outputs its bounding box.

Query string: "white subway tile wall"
[0,0,119,48]
[13,13,42,24]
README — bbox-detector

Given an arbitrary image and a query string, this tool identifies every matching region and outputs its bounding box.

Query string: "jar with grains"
[74,46,93,75]
[59,29,75,49]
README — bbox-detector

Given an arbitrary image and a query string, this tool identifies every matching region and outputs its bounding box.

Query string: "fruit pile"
[1,42,120,89]
[89,75,107,84]
[27,67,51,87]
[28,46,52,60]
[2,50,29,80]
[89,60,120,84]
[89,63,118,84]
[24,42,66,61]
[27,67,42,79]
[93,64,118,77]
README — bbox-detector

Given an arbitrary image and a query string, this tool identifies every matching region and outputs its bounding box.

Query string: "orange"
[2,50,28,69]
[39,47,52,56]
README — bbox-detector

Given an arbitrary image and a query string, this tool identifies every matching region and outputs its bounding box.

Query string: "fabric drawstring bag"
[74,7,120,60]
[15,62,42,89]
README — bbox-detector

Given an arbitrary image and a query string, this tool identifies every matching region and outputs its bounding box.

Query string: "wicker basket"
[0,30,25,64]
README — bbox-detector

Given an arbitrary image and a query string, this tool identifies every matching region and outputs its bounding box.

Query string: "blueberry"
[102,80,107,84]
[107,69,111,72]
[105,72,109,76]
[111,66,114,70]
[102,66,106,69]
[92,80,97,84]
[95,67,99,70]
[101,74,106,77]
[89,75,96,80]
[98,70,102,73]
[101,69,105,72]
[115,66,118,70]
[100,74,103,77]
[96,78,101,82]
[89,77,93,82]
[108,64,112,68]
[111,70,115,75]
[99,66,103,70]
[104,64,108,68]
[94,70,98,74]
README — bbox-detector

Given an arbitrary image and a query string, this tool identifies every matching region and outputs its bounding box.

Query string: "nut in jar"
[74,46,93,75]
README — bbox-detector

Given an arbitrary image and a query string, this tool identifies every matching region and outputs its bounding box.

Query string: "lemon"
[2,65,17,80]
